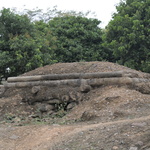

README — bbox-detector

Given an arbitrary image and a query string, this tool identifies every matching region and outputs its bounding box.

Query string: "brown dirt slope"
[22,61,149,78]
[0,61,150,150]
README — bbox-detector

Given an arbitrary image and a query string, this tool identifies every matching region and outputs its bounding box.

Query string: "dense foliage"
[48,16,106,62]
[0,8,57,76]
[105,0,150,72]
[0,0,150,78]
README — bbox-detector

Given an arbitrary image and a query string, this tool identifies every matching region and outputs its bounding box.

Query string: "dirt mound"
[0,61,150,150]
[22,61,149,78]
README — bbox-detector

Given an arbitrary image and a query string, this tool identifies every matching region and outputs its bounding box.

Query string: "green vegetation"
[105,0,150,72]
[0,0,150,78]
[0,8,57,77]
[48,16,105,62]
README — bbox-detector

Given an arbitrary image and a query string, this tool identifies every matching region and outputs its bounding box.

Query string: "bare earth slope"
[0,61,150,150]
[22,61,148,77]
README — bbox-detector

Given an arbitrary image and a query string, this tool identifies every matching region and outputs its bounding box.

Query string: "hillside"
[0,61,150,150]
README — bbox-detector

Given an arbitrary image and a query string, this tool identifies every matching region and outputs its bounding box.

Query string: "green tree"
[48,16,105,62]
[0,8,34,76]
[105,0,150,72]
[0,8,56,76]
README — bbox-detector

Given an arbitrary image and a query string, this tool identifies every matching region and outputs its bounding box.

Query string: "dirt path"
[0,115,150,150]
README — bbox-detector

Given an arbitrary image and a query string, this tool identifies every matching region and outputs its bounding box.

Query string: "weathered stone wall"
[0,71,150,113]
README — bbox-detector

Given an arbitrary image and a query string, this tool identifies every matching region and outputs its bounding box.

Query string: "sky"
[0,0,121,28]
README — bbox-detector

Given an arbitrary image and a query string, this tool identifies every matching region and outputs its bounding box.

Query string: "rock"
[37,104,55,112]
[45,104,55,111]
[69,91,77,101]
[105,96,120,102]
[81,111,97,121]
[47,99,61,104]
[38,104,47,112]
[112,146,119,150]
[76,92,83,101]
[67,102,76,110]
[62,95,70,102]
[129,147,138,150]
[131,122,147,127]
[9,134,19,140]
[52,124,60,127]
[80,84,91,93]
[69,91,83,102]
[135,141,144,147]
[31,86,41,94]
[134,83,150,94]
[15,94,23,101]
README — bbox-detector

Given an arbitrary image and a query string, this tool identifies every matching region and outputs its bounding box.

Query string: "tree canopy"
[105,0,150,72]
[48,16,105,62]
[0,8,57,77]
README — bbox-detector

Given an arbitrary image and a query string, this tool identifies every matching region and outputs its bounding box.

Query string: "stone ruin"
[0,71,150,113]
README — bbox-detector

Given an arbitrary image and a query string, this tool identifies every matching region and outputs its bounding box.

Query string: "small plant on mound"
[4,113,16,123]
[53,102,68,118]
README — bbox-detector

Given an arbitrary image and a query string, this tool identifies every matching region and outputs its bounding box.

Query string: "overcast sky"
[0,0,121,28]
